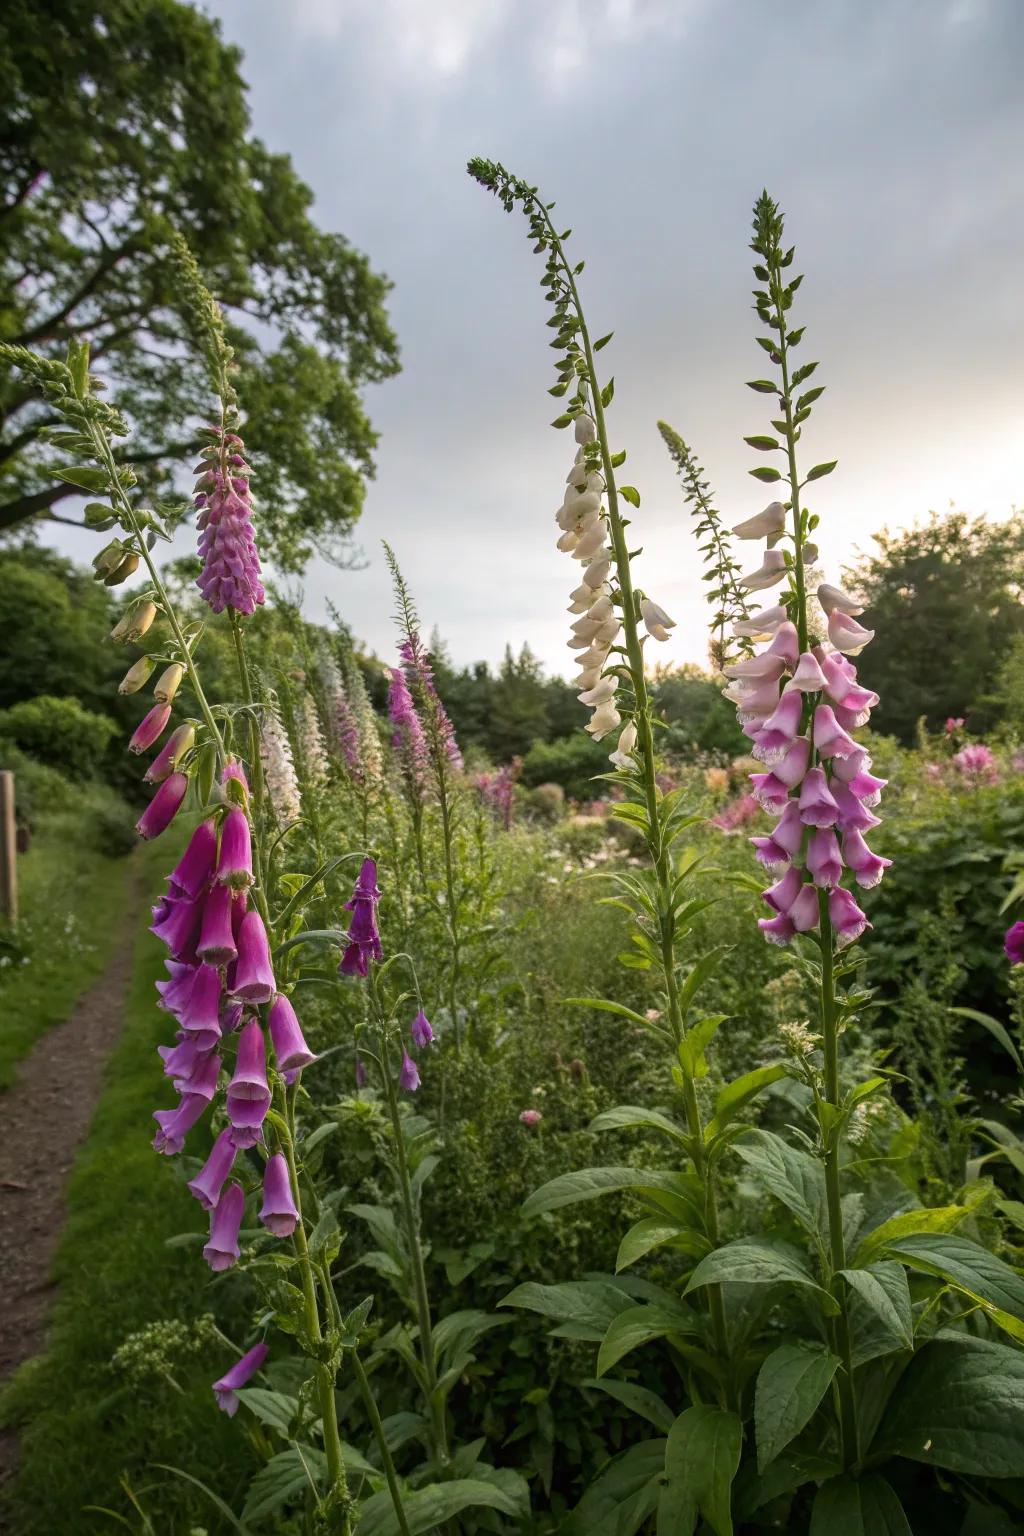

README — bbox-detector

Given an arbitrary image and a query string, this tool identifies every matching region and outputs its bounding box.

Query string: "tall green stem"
[228,609,271,923]
[539,204,730,1378]
[434,764,463,1053]
[351,1352,413,1536]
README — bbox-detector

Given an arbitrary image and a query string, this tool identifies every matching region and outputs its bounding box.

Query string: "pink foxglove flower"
[813,705,859,761]
[399,1051,421,1092]
[136,772,189,840]
[739,549,787,592]
[733,604,788,639]
[807,828,843,888]
[842,830,892,889]
[953,743,998,783]
[195,434,265,617]
[152,1091,208,1155]
[170,819,218,896]
[1004,922,1024,965]
[798,767,840,828]
[340,857,383,977]
[269,994,317,1072]
[410,1009,435,1049]
[213,1342,268,1416]
[817,582,864,615]
[827,610,874,654]
[226,1020,271,1146]
[830,886,870,947]
[754,690,803,762]
[764,865,803,913]
[217,807,254,890]
[732,501,786,542]
[187,1128,238,1210]
[129,702,172,755]
[519,1109,543,1127]
[176,963,224,1048]
[203,1180,246,1271]
[145,723,195,784]
[231,911,276,1003]
[259,1153,299,1238]
[789,884,821,932]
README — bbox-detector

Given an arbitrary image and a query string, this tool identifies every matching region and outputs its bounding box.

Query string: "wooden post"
[0,771,16,926]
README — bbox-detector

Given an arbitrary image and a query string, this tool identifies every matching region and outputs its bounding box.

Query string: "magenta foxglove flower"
[519,1109,543,1127]
[829,886,871,948]
[259,1153,299,1238]
[953,743,999,783]
[813,705,859,761]
[195,448,265,617]
[268,993,317,1072]
[213,1341,268,1415]
[197,883,238,967]
[798,768,840,828]
[156,960,200,1017]
[388,666,429,790]
[832,782,881,834]
[177,963,224,1048]
[340,857,382,977]
[170,819,218,897]
[129,702,172,755]
[145,723,195,785]
[136,772,189,840]
[764,865,803,913]
[231,911,276,1003]
[759,911,795,946]
[398,1051,420,1092]
[754,690,803,762]
[151,889,204,961]
[187,1128,238,1211]
[410,1009,434,1049]
[222,758,250,796]
[217,808,254,890]
[842,830,892,889]
[177,1048,220,1102]
[159,1034,207,1091]
[1004,922,1024,965]
[203,1180,246,1271]
[789,884,821,932]
[152,1091,208,1155]
[807,828,843,888]
[400,632,464,771]
[226,1020,271,1146]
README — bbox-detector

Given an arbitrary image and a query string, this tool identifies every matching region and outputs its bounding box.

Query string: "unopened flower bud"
[153,663,184,704]
[93,542,124,578]
[104,552,140,586]
[119,656,155,694]
[111,602,157,644]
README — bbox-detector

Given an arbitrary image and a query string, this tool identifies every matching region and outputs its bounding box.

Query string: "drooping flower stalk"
[469,158,731,1373]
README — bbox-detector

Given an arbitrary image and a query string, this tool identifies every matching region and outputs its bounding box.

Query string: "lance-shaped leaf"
[754,1342,839,1472]
[839,1262,914,1364]
[522,1166,703,1222]
[810,1473,911,1535]
[685,1240,838,1315]
[560,1438,665,1536]
[597,1300,701,1376]
[660,1405,743,1536]
[878,1232,1024,1342]
[733,1129,826,1235]
[874,1335,1024,1477]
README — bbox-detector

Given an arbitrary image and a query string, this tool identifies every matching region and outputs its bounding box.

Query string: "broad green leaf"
[735,1452,839,1520]
[676,945,730,1017]
[840,1262,913,1364]
[522,1166,701,1221]
[805,460,838,482]
[880,1233,1024,1342]
[685,1241,838,1314]
[616,1218,698,1273]
[707,1065,788,1139]
[565,996,661,1031]
[733,1129,825,1235]
[242,1445,327,1521]
[619,485,641,508]
[431,1309,506,1366]
[597,1300,701,1376]
[749,465,782,482]
[233,1388,299,1436]
[744,435,780,452]
[56,465,110,491]
[500,1280,633,1341]
[589,1105,687,1144]
[810,1473,911,1535]
[677,1014,728,1077]
[854,1202,969,1264]
[583,1377,675,1433]
[754,1342,839,1473]
[356,1477,521,1536]
[875,1336,1024,1476]
[561,1439,665,1536]
[951,1009,1023,1072]
[662,1405,743,1536]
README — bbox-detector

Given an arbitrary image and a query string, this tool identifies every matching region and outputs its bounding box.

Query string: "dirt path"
[0,868,140,1490]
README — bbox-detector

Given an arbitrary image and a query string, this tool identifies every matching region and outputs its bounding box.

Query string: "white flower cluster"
[556,413,675,766]
[296,693,329,788]
[260,704,302,825]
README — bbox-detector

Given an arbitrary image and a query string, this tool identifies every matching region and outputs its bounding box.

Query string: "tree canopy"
[847,510,1024,742]
[0,0,400,568]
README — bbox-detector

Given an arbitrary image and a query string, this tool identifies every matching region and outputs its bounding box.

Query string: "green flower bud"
[118,656,156,694]
[153,663,184,704]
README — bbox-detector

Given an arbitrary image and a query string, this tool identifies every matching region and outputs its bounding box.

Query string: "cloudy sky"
[75,0,1024,674]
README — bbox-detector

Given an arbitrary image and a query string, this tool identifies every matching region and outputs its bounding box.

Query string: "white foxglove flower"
[583,555,613,588]
[557,530,578,553]
[593,616,621,645]
[572,522,608,560]
[739,549,787,591]
[732,501,786,542]
[586,594,614,622]
[260,707,302,825]
[574,665,603,690]
[732,603,788,638]
[640,597,675,642]
[609,720,637,767]
[576,642,611,670]
[566,460,588,488]
[574,413,597,445]
[578,676,617,706]
[297,694,329,786]
[817,582,865,616]
[828,610,874,654]
[585,700,621,740]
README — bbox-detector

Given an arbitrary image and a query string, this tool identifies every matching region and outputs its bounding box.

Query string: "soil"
[0,867,139,1495]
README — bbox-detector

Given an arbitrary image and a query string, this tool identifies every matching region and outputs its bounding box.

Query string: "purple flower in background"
[195,433,265,617]
[268,993,317,1072]
[400,631,464,771]
[212,1341,268,1416]
[519,1109,543,1127]
[226,1019,271,1146]
[945,717,966,735]
[410,1009,434,1049]
[398,1050,420,1092]
[711,793,761,835]
[203,1180,246,1271]
[187,1128,238,1210]
[1005,922,1024,966]
[259,1153,299,1238]
[136,772,189,840]
[217,807,254,890]
[129,702,172,755]
[231,911,276,1003]
[388,666,429,792]
[340,857,382,977]
[953,743,999,784]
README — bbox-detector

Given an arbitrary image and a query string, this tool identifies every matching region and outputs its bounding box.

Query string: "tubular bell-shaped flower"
[203,1180,246,1271]
[136,772,189,840]
[194,429,265,617]
[213,1341,268,1416]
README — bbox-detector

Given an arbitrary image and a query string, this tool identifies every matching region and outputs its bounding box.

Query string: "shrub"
[0,695,116,780]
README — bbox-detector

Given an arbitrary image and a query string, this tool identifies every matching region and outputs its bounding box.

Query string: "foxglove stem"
[536,201,730,1384]
[227,609,269,921]
[350,1349,414,1536]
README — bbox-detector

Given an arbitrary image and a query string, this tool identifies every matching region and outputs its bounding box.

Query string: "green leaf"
[733,1129,826,1235]
[522,1167,700,1221]
[233,1389,299,1436]
[601,377,615,407]
[880,1233,1024,1341]
[748,466,782,482]
[951,1006,1024,1073]
[791,361,819,385]
[356,1478,521,1536]
[810,1474,911,1535]
[597,1300,701,1376]
[839,1262,913,1363]
[561,1439,665,1536]
[617,1218,695,1273]
[552,413,573,428]
[796,386,825,409]
[610,449,627,467]
[662,1405,743,1536]
[676,946,731,1017]
[431,1309,507,1366]
[746,380,777,393]
[854,1202,970,1263]
[500,1280,633,1340]
[156,1465,253,1534]
[56,465,110,491]
[678,1015,728,1078]
[583,1377,675,1433]
[706,1064,787,1139]
[805,460,837,482]
[619,485,641,508]
[589,1105,687,1144]
[594,332,614,351]
[744,435,780,452]
[754,1342,839,1473]
[685,1241,838,1314]
[565,996,662,1031]
[242,1445,327,1521]
[875,1336,1024,1476]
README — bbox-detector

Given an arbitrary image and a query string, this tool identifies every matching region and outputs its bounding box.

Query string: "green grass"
[0,834,258,1535]
[0,808,131,1088]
